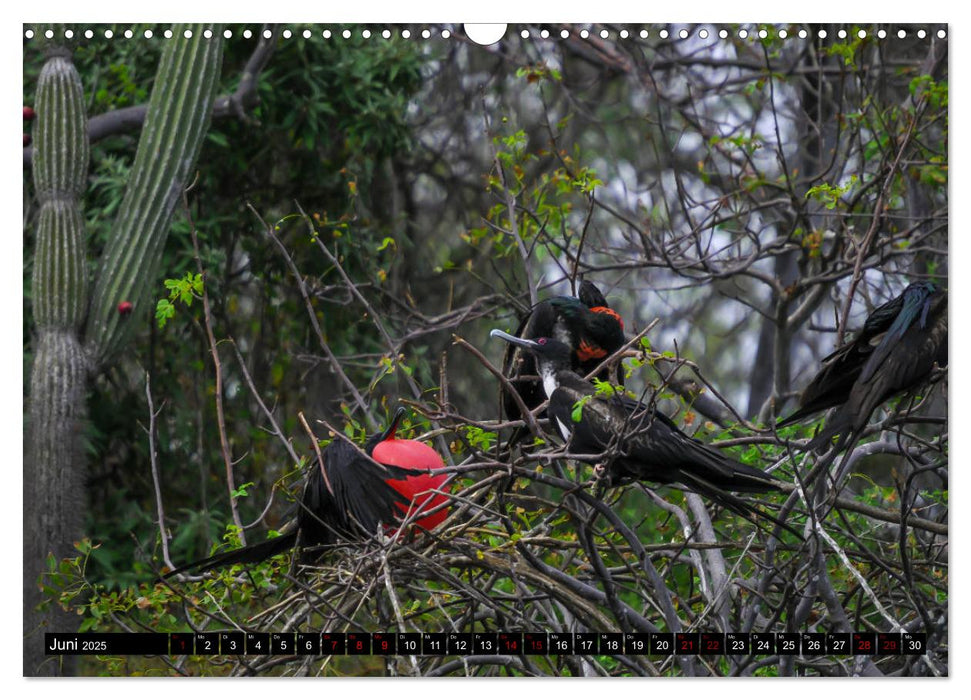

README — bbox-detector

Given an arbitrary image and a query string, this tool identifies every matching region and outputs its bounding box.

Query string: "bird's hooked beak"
[379,406,408,442]
[490,328,541,351]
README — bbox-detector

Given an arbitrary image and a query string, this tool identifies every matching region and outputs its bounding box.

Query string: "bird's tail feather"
[676,470,801,539]
[717,461,785,494]
[776,407,816,429]
[688,447,784,494]
[806,412,856,453]
[162,531,298,579]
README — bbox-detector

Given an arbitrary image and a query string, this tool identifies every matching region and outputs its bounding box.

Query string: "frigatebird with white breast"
[492,330,791,532]
[501,280,626,437]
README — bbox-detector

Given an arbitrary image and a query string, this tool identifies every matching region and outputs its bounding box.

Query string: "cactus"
[24,26,224,676]
[30,45,89,331]
[24,43,91,677]
[86,26,224,364]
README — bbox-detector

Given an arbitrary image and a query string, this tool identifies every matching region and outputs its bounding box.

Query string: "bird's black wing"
[617,401,779,493]
[307,440,418,541]
[163,454,340,577]
[548,378,792,534]
[861,291,907,336]
[778,292,910,428]
[777,342,870,428]
[577,280,609,308]
[164,440,425,578]
[808,293,947,451]
[549,375,779,493]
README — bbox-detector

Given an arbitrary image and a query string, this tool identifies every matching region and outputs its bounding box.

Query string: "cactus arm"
[85,25,224,365]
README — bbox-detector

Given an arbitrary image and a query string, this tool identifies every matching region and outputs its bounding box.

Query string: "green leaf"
[155,299,175,329]
[231,482,255,499]
[571,395,592,422]
[591,378,617,398]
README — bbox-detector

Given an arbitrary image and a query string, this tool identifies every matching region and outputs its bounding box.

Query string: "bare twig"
[298,411,333,496]
[247,202,373,427]
[144,373,174,572]
[185,186,245,542]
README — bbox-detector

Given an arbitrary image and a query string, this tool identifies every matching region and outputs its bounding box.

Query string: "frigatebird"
[779,282,947,451]
[164,408,449,577]
[501,280,626,433]
[492,330,789,528]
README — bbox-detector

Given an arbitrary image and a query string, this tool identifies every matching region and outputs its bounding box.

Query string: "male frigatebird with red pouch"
[164,408,449,577]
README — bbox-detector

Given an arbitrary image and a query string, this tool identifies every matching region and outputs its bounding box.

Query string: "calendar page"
[22,19,948,680]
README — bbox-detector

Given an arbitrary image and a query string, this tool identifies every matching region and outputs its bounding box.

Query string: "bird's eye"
[536,338,548,345]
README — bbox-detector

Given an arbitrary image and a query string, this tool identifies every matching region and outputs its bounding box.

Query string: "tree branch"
[23,26,277,167]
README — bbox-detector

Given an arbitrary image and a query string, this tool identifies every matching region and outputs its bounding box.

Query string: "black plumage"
[779,282,947,451]
[164,409,440,577]
[501,280,626,431]
[492,330,789,529]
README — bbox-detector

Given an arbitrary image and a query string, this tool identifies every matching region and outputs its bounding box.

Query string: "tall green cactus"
[30,46,89,331]
[24,25,224,676]
[86,27,224,364]
[24,42,91,678]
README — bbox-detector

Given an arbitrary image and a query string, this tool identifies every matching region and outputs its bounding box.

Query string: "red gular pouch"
[371,437,450,534]
[576,339,608,363]
[588,305,624,329]
[162,410,450,579]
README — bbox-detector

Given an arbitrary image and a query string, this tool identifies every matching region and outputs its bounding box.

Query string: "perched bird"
[164,408,449,577]
[779,282,947,451]
[491,330,790,530]
[501,280,626,433]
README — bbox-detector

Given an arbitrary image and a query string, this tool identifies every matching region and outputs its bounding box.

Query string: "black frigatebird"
[491,330,789,529]
[164,408,450,577]
[779,282,947,452]
[501,280,626,433]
